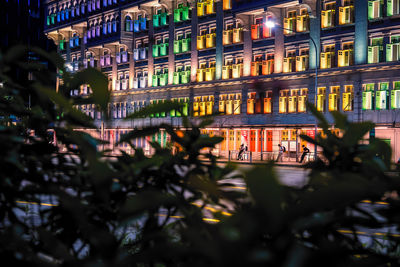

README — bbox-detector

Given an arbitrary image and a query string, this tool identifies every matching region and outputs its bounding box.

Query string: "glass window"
[362,84,374,110]
[316,87,326,112]
[342,85,354,111]
[392,81,400,109]
[376,83,388,110]
[329,86,340,111]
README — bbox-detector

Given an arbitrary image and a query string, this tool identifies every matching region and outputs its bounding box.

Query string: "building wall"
[44,0,400,161]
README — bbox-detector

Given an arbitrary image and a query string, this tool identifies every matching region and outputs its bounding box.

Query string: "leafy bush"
[0,46,399,267]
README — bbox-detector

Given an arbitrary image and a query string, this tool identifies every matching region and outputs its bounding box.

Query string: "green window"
[368,38,383,64]
[362,84,374,110]
[376,82,389,110]
[368,0,383,20]
[391,81,400,109]
[387,0,400,16]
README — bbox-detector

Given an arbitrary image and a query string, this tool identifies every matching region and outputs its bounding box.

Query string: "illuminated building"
[44,0,400,161]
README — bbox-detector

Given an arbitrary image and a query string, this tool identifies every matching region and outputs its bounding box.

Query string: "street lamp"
[266,21,319,160]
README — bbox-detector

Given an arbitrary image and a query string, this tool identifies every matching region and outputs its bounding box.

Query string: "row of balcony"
[321,6,354,28]
[368,43,400,63]
[73,45,399,80]
[99,51,129,67]
[368,0,400,20]
[362,90,399,110]
[46,0,119,28]
[48,0,400,34]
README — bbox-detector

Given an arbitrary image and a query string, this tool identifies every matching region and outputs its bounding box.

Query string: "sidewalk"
[210,158,306,168]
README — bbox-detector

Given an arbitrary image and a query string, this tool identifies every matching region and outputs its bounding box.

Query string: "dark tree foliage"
[0,46,399,267]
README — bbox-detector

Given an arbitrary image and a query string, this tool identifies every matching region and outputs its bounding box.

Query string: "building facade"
[44,0,400,161]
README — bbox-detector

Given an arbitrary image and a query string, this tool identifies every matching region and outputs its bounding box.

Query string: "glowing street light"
[265,20,319,160]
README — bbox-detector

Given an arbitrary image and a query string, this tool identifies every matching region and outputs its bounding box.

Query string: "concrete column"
[225,129,229,153]
[234,130,237,150]
[148,10,154,87]
[66,31,71,62]
[129,52,135,89]
[309,1,321,70]
[215,0,224,80]
[272,129,280,152]
[189,86,194,115]
[168,9,175,84]
[242,87,248,114]
[263,129,267,152]
[191,6,198,82]
[271,8,284,74]
[240,15,252,77]
[354,0,368,65]
[255,130,259,153]
[214,90,220,114]
[112,45,118,91]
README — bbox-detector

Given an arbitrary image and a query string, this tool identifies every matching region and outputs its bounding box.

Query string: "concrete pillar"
[215,0,224,80]
[148,10,154,87]
[66,31,71,62]
[309,1,321,70]
[225,129,229,153]
[191,6,198,82]
[270,7,284,74]
[240,15,252,77]
[168,9,175,84]
[112,45,118,91]
[255,130,259,153]
[233,130,237,150]
[272,129,280,152]
[129,52,135,89]
[354,0,368,65]
[242,87,248,115]
[214,90,220,114]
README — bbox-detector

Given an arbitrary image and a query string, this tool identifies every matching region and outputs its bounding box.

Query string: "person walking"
[276,144,284,162]
[299,144,310,163]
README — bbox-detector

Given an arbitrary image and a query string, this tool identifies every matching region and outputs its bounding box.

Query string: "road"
[219,164,310,189]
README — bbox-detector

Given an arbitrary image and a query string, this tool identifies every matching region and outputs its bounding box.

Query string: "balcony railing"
[173,70,191,84]
[321,9,335,28]
[339,5,354,25]
[251,24,273,40]
[174,38,191,53]
[174,6,191,22]
[133,47,148,60]
[197,0,215,17]
[337,49,354,67]
[153,43,169,57]
[153,13,168,28]
[223,28,243,45]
